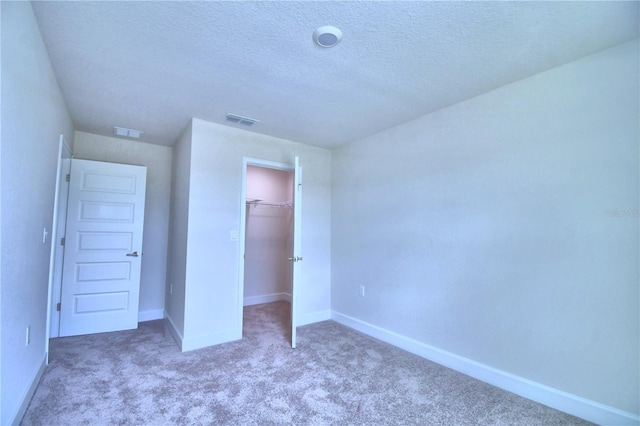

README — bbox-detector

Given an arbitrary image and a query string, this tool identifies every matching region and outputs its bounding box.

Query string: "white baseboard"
[244,292,291,306]
[331,310,639,426]
[138,308,164,322]
[181,328,241,352]
[10,352,47,426]
[164,311,184,350]
[164,309,241,352]
[299,309,331,326]
[243,293,330,326]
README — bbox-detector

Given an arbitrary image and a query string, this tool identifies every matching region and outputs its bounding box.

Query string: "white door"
[290,156,302,348]
[59,159,147,337]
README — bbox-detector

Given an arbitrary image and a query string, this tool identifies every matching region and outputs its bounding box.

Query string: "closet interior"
[243,165,294,333]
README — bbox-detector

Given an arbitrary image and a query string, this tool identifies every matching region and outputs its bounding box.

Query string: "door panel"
[74,291,129,314]
[59,159,147,337]
[75,261,131,282]
[82,172,137,193]
[79,201,135,222]
[77,232,133,251]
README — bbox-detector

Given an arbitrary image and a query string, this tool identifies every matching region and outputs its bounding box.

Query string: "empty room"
[1,1,638,425]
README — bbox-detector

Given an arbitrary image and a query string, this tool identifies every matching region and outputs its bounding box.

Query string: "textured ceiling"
[32,1,639,148]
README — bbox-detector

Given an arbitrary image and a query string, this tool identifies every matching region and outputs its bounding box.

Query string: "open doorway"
[238,157,302,348]
[243,165,293,342]
[244,165,294,306]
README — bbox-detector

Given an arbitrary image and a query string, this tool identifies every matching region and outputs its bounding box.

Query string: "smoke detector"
[225,113,259,126]
[313,26,343,48]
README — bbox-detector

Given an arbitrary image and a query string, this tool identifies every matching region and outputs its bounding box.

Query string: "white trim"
[242,157,294,172]
[11,353,46,425]
[298,309,331,326]
[165,311,241,352]
[244,292,291,306]
[181,328,241,352]
[243,294,330,326]
[331,310,639,426]
[138,309,164,322]
[242,294,330,326]
[164,312,184,350]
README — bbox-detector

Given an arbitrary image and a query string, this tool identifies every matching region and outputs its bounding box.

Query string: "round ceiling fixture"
[313,26,343,48]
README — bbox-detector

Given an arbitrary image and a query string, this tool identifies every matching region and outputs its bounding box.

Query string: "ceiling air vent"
[225,113,259,126]
[113,126,143,139]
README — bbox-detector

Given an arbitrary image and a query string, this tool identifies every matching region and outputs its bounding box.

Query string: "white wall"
[168,118,331,351]
[244,166,293,304]
[165,123,192,341]
[0,2,75,424]
[332,39,639,420]
[73,131,172,321]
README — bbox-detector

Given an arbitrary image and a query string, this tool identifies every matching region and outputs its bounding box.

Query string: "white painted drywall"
[72,131,172,321]
[0,2,75,424]
[244,166,294,302]
[173,118,331,350]
[165,123,192,342]
[331,40,639,415]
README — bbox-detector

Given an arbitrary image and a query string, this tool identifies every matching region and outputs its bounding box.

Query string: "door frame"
[45,135,72,361]
[237,157,294,339]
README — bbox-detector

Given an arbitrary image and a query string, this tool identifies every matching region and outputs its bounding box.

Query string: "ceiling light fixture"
[113,126,143,139]
[313,26,343,48]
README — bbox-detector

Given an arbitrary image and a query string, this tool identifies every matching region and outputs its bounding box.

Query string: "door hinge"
[56,302,61,312]
[60,237,65,246]
[65,174,70,182]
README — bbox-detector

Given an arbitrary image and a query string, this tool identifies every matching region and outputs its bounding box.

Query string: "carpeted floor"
[22,301,592,425]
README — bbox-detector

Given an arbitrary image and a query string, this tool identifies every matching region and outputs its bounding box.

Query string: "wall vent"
[113,126,143,139]
[225,113,259,126]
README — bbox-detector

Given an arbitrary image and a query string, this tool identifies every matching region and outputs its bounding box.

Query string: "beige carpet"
[22,302,591,425]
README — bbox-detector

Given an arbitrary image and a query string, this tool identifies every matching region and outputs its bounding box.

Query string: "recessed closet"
[243,165,294,333]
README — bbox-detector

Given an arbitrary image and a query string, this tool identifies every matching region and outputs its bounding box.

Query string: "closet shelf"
[246,198,292,209]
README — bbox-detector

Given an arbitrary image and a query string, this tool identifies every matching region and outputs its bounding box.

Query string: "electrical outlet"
[169,283,173,295]
[359,285,365,297]
[26,326,31,345]
[42,227,48,244]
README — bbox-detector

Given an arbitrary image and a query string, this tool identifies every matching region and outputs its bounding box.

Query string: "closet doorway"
[239,157,302,348]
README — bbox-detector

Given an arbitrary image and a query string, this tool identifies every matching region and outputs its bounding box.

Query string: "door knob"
[288,256,303,262]
[126,251,139,257]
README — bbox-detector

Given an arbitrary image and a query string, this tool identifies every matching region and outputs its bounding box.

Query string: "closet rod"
[246,198,292,209]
